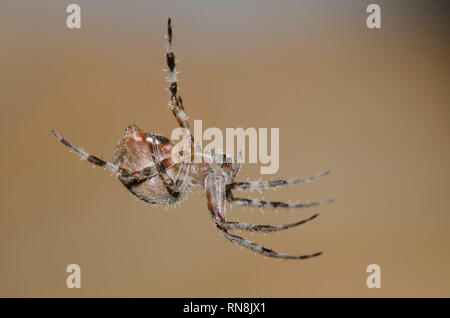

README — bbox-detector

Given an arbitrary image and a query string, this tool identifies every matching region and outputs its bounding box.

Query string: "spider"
[52,18,332,260]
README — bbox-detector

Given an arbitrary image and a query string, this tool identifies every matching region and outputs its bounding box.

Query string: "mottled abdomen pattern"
[113,125,187,205]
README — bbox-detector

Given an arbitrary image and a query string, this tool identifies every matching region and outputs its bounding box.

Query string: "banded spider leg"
[206,173,331,260]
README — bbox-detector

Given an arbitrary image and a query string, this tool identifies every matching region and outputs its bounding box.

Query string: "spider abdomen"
[113,125,188,205]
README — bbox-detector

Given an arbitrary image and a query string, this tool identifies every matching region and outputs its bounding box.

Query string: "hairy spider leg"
[51,129,119,174]
[166,18,195,162]
[218,214,319,233]
[230,171,330,191]
[227,193,334,209]
[205,175,322,260]
[217,227,323,260]
[148,133,188,197]
[52,129,163,186]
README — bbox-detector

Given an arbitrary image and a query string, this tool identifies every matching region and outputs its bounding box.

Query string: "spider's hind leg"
[165,18,195,162]
[218,226,323,260]
[51,129,119,174]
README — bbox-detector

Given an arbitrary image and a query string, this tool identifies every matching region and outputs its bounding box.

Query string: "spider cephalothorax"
[52,18,332,260]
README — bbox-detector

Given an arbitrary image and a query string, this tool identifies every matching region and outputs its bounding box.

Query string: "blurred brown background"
[0,0,449,297]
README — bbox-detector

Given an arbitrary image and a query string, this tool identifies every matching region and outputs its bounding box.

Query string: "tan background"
[1,0,449,297]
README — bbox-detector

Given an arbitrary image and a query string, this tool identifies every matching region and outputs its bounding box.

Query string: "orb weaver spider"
[52,18,332,260]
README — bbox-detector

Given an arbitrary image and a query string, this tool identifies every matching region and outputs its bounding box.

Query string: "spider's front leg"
[226,172,333,209]
[205,175,322,260]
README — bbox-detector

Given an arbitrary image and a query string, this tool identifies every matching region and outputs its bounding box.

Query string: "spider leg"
[205,174,322,259]
[166,18,195,162]
[51,129,119,174]
[149,133,187,197]
[205,174,227,222]
[119,165,159,185]
[218,213,319,233]
[229,171,330,191]
[226,189,333,209]
[217,226,323,260]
